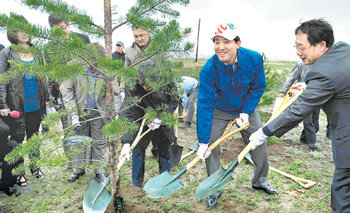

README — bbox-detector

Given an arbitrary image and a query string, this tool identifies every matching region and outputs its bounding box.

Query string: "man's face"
[133,28,150,47]
[116,45,124,53]
[52,21,70,37]
[214,36,241,64]
[295,33,325,65]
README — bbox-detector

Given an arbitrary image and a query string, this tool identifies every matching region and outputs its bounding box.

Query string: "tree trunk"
[194,18,201,63]
[104,0,113,58]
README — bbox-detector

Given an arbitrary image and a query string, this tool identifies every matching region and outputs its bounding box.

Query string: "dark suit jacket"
[266,41,350,169]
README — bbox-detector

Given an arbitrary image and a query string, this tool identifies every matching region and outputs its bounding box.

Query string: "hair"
[212,36,240,43]
[7,15,32,45]
[48,15,69,27]
[295,19,334,47]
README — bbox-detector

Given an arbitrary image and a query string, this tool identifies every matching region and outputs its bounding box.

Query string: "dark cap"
[116,41,124,46]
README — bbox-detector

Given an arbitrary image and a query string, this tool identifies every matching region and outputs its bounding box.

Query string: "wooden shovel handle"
[186,121,249,171]
[116,118,153,173]
[269,166,316,188]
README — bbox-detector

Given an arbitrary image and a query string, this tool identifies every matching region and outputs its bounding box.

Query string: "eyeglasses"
[294,44,312,53]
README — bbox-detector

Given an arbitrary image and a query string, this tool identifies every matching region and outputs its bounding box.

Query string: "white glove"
[196,143,211,161]
[249,128,268,150]
[148,118,162,130]
[236,113,249,129]
[119,144,131,161]
[120,91,125,102]
[115,114,119,120]
[71,115,81,127]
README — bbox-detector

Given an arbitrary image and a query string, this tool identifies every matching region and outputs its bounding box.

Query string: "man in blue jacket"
[196,23,278,208]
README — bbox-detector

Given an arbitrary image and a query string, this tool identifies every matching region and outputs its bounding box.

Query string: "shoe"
[67,171,85,182]
[31,168,44,178]
[308,144,318,151]
[180,122,191,129]
[16,175,28,186]
[206,191,222,208]
[252,182,279,195]
[3,186,21,197]
[95,173,107,183]
[299,140,307,145]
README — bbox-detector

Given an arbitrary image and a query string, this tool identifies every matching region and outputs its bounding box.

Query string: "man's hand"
[0,109,10,117]
[119,144,131,161]
[237,113,249,129]
[249,128,268,150]
[71,115,81,128]
[196,143,211,161]
[148,118,162,130]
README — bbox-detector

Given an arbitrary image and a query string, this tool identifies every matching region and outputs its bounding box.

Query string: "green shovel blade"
[195,158,239,199]
[195,167,234,199]
[83,177,112,213]
[144,168,186,198]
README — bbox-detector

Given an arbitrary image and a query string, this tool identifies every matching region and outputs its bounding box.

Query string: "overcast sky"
[1,0,349,61]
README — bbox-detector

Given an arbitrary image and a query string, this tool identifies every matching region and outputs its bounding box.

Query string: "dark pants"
[132,127,172,188]
[300,109,320,145]
[331,167,350,213]
[0,139,24,190]
[10,110,41,171]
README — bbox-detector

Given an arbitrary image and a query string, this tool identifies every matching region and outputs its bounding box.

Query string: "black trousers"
[331,167,350,213]
[0,139,24,190]
[10,110,42,171]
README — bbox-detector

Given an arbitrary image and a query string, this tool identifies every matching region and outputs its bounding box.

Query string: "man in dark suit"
[250,19,350,213]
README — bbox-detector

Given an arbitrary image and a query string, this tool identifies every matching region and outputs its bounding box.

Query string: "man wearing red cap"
[196,23,278,208]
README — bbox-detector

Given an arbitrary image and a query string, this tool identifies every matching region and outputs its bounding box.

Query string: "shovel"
[195,86,305,199]
[245,153,316,189]
[171,100,184,168]
[143,119,248,198]
[179,142,199,162]
[179,120,237,162]
[83,118,153,213]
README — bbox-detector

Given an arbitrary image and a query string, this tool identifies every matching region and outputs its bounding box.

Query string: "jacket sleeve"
[280,63,300,94]
[120,89,138,144]
[267,70,334,137]
[0,49,10,109]
[196,61,217,144]
[241,56,266,115]
[61,80,79,119]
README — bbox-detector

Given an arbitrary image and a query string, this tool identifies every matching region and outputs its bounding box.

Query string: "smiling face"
[295,33,327,65]
[116,45,124,53]
[214,36,241,64]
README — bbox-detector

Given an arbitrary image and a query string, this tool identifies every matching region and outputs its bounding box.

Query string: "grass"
[0,60,334,212]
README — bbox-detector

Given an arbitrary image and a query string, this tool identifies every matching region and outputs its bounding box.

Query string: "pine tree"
[0,0,193,210]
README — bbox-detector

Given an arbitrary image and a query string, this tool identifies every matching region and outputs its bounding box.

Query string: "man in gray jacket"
[124,27,150,68]
[61,44,109,183]
[250,19,350,212]
[280,62,320,150]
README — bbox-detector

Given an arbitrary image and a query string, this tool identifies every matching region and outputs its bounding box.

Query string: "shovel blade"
[83,178,112,213]
[171,143,183,168]
[195,167,234,199]
[144,171,184,198]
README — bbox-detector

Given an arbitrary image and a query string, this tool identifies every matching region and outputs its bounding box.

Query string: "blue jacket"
[197,47,266,144]
[178,76,198,109]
